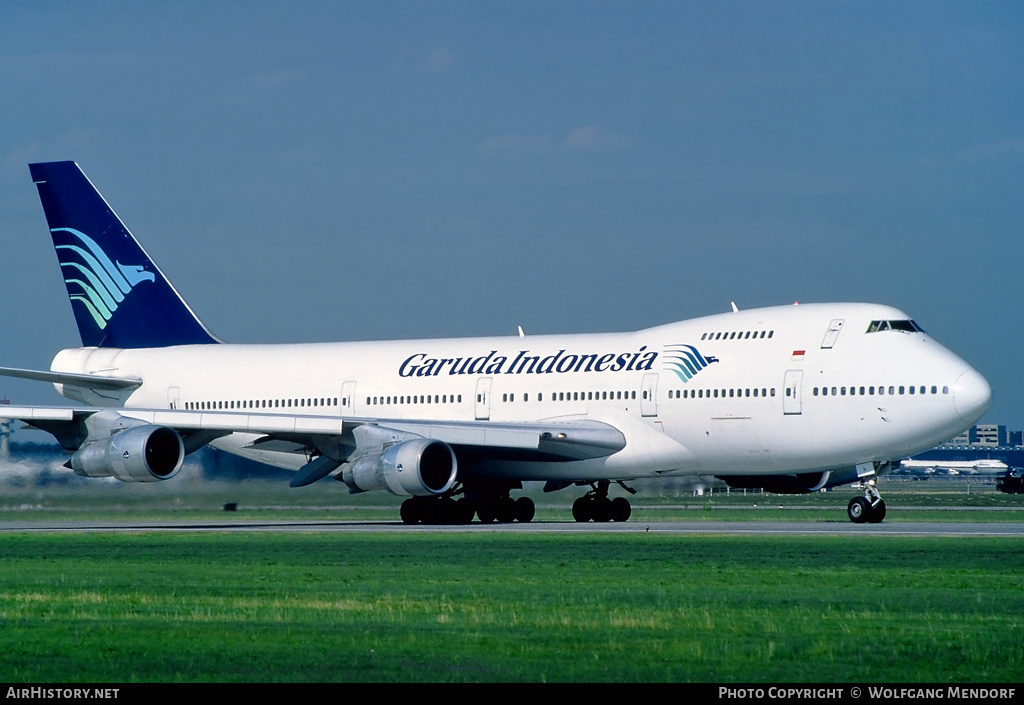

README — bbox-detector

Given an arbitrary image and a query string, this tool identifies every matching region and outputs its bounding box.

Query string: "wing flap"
[0,405,78,422]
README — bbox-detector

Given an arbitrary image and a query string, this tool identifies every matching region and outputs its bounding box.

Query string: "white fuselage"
[49,302,992,483]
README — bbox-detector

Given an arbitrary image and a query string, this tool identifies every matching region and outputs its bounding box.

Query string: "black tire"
[514,497,536,523]
[848,496,870,524]
[476,500,497,524]
[427,496,457,525]
[610,497,632,522]
[867,499,886,524]
[572,496,592,522]
[591,497,613,523]
[400,498,421,525]
[495,496,517,523]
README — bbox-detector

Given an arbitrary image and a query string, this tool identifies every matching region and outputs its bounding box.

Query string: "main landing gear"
[847,481,886,524]
[399,491,536,525]
[571,480,634,523]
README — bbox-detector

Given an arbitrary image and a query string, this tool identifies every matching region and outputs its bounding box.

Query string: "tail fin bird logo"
[662,344,719,382]
[53,227,155,330]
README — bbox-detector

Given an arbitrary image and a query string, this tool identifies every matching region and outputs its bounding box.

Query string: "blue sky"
[1,2,1022,429]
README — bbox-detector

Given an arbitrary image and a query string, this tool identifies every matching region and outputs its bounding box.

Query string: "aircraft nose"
[953,369,992,424]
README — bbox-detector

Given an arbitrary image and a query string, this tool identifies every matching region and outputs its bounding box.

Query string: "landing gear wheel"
[476,502,496,524]
[401,497,423,525]
[514,497,535,523]
[591,497,613,522]
[610,497,632,522]
[494,496,517,523]
[572,496,592,522]
[424,496,458,525]
[848,496,870,524]
[867,499,886,524]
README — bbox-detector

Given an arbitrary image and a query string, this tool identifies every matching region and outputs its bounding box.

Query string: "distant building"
[970,424,1007,446]
[943,424,1016,448]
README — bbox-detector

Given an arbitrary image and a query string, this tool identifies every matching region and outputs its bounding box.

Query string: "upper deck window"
[866,319,925,334]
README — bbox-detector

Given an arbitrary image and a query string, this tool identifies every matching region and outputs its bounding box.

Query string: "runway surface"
[1,518,1022,536]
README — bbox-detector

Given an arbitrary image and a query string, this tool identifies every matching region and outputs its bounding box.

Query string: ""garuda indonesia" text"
[399,347,658,378]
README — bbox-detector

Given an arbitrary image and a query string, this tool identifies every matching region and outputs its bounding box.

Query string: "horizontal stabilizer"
[0,365,142,391]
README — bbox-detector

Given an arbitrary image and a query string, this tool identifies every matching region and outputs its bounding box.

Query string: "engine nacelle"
[341,438,458,496]
[71,424,185,482]
[717,467,871,494]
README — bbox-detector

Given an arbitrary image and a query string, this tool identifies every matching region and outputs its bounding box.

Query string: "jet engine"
[717,467,869,494]
[341,438,458,496]
[71,424,185,482]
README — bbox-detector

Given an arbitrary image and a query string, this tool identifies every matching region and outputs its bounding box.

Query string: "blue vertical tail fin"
[29,161,220,348]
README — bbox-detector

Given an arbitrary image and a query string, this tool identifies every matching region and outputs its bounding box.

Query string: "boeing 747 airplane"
[0,162,992,524]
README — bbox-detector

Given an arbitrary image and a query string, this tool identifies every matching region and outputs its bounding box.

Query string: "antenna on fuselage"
[730,302,739,313]
[517,325,525,338]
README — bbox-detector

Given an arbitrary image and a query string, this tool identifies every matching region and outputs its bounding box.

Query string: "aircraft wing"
[0,404,627,464]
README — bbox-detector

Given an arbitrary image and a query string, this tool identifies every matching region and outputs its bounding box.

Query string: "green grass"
[1,532,1021,682]
[2,476,1022,523]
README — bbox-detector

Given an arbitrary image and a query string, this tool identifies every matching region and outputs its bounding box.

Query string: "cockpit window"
[866,319,925,334]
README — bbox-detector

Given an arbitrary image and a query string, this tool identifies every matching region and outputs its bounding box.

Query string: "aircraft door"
[475,377,492,420]
[641,373,659,417]
[340,381,357,417]
[783,370,803,415]
[821,319,844,349]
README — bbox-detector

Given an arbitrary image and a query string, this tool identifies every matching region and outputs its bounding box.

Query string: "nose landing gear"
[848,482,886,523]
